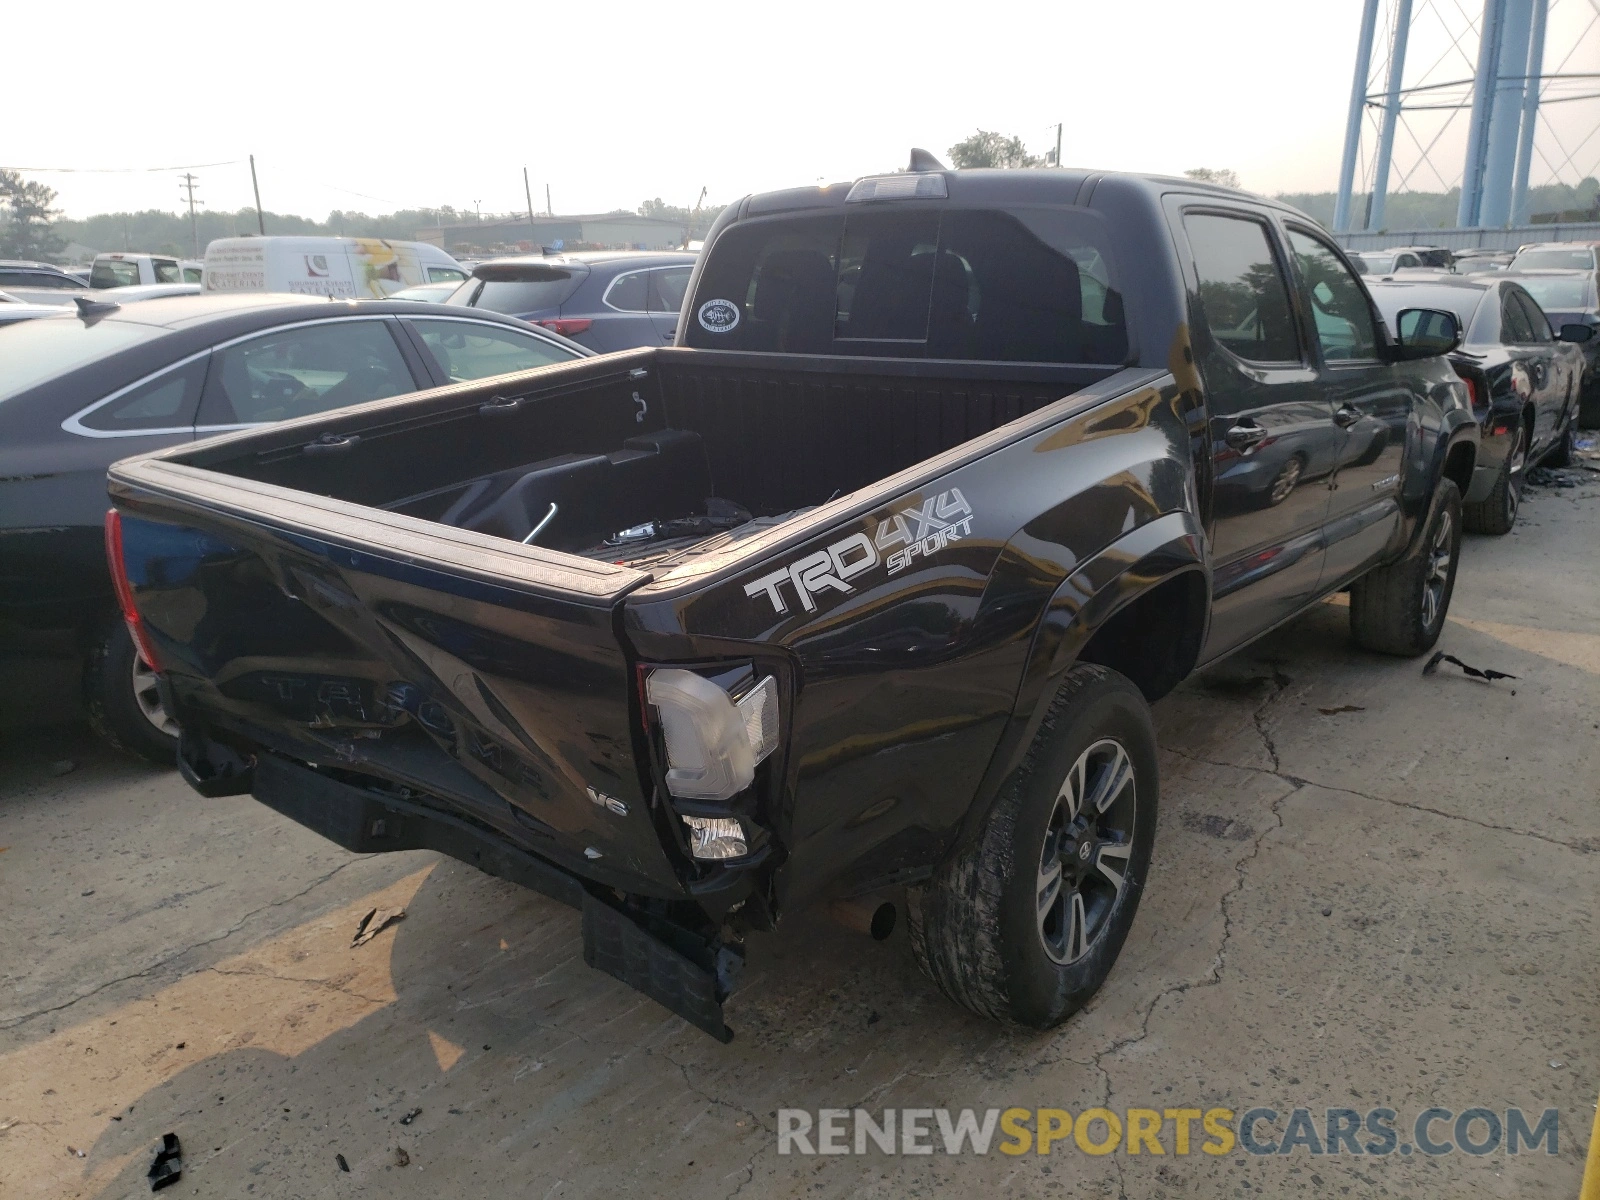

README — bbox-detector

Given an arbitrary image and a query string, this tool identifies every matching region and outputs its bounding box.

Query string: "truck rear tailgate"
[109,456,686,898]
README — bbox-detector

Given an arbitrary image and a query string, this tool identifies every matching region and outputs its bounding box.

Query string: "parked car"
[1452,248,1514,273]
[107,160,1478,1039]
[0,297,72,325]
[388,281,460,303]
[447,251,697,352]
[90,252,188,289]
[1355,246,1453,274]
[1506,269,1600,426]
[203,237,466,299]
[1508,241,1599,278]
[0,259,90,305]
[60,266,93,285]
[1367,273,1589,533]
[0,294,591,760]
[95,283,204,302]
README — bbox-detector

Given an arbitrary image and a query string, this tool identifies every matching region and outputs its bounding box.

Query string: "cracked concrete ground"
[1,477,1596,1199]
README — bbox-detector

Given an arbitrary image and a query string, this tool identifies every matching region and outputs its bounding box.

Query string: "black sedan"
[0,293,590,761]
[1507,269,1600,426]
[1368,274,1591,534]
[446,250,697,353]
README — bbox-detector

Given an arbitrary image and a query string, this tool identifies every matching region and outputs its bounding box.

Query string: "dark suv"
[447,251,698,353]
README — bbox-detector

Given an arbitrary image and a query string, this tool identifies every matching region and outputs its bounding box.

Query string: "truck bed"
[169,348,1114,566]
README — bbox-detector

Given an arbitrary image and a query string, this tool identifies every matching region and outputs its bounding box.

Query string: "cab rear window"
[685,206,1128,364]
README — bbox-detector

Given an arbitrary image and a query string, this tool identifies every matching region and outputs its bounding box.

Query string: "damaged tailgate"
[110,456,684,898]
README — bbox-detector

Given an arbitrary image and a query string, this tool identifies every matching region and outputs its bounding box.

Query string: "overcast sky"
[9,0,1595,220]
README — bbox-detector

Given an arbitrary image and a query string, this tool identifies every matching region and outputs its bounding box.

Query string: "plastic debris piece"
[399,1108,422,1125]
[50,759,76,777]
[68,1145,86,1158]
[351,907,406,948]
[336,1153,350,1172]
[395,1147,411,1167]
[0,1117,18,1134]
[1423,652,1517,683]
[1318,705,1366,715]
[147,1133,182,1191]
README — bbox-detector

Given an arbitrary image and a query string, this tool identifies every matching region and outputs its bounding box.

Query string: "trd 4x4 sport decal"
[743,489,974,615]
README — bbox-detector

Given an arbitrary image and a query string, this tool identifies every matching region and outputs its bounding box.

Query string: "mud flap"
[581,895,739,1043]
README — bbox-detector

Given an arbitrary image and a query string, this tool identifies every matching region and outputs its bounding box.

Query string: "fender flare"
[945,509,1209,857]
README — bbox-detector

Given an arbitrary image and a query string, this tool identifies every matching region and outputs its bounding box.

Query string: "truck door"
[1177,207,1333,662]
[1283,225,1411,589]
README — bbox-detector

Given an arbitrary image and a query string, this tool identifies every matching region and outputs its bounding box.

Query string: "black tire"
[1542,409,1576,469]
[84,620,179,766]
[907,664,1158,1028]
[1349,479,1462,657]
[1462,425,1524,535]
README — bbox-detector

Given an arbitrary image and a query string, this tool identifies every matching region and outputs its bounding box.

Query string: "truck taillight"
[104,509,162,672]
[535,318,592,337]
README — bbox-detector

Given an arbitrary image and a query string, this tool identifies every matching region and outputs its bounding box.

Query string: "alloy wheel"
[1504,428,1526,526]
[131,652,179,739]
[1268,456,1304,505]
[1421,509,1454,631]
[1036,738,1137,965]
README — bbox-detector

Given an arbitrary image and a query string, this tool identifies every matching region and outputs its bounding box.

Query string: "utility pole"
[249,154,266,235]
[179,172,204,257]
[473,199,482,223]
[1053,122,1063,168]
[545,184,552,217]
[523,167,538,246]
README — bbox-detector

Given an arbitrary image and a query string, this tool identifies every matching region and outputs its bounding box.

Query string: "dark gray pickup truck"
[106,158,1479,1040]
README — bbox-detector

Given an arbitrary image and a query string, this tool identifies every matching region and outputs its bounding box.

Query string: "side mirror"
[1389,308,1462,360]
[1557,323,1594,344]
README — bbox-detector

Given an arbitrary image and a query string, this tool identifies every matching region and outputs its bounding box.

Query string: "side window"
[647,267,692,313]
[409,318,577,382]
[1286,228,1379,362]
[76,355,208,433]
[1512,291,1552,343]
[28,271,78,289]
[153,261,182,283]
[1499,291,1536,343]
[427,267,466,283]
[183,266,203,283]
[1183,212,1300,363]
[1396,254,1418,269]
[201,320,415,425]
[605,271,650,312]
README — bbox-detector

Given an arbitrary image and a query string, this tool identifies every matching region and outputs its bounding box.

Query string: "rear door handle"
[1225,421,1268,450]
[1333,405,1362,428]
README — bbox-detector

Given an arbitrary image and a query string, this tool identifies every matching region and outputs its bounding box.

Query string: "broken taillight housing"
[104,508,163,671]
[644,668,778,802]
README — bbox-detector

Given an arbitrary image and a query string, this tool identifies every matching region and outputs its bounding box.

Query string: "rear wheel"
[1543,409,1576,469]
[1349,479,1461,656]
[907,664,1158,1028]
[1462,425,1524,535]
[84,620,179,765]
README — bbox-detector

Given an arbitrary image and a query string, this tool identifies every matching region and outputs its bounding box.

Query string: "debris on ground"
[1321,907,1333,917]
[351,907,406,948]
[67,1145,86,1158]
[147,1133,182,1191]
[49,759,76,777]
[1318,705,1366,715]
[399,1108,422,1125]
[395,1147,411,1167]
[1524,467,1583,488]
[1423,652,1517,683]
[336,1153,350,1172]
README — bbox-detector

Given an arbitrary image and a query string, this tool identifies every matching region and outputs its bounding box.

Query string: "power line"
[0,159,243,173]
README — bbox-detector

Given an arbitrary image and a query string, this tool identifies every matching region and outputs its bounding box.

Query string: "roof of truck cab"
[734,167,1318,225]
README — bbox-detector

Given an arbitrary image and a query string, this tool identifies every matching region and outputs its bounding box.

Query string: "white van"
[202,236,467,299]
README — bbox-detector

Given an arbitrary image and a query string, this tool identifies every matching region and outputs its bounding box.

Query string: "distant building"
[416,213,690,257]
